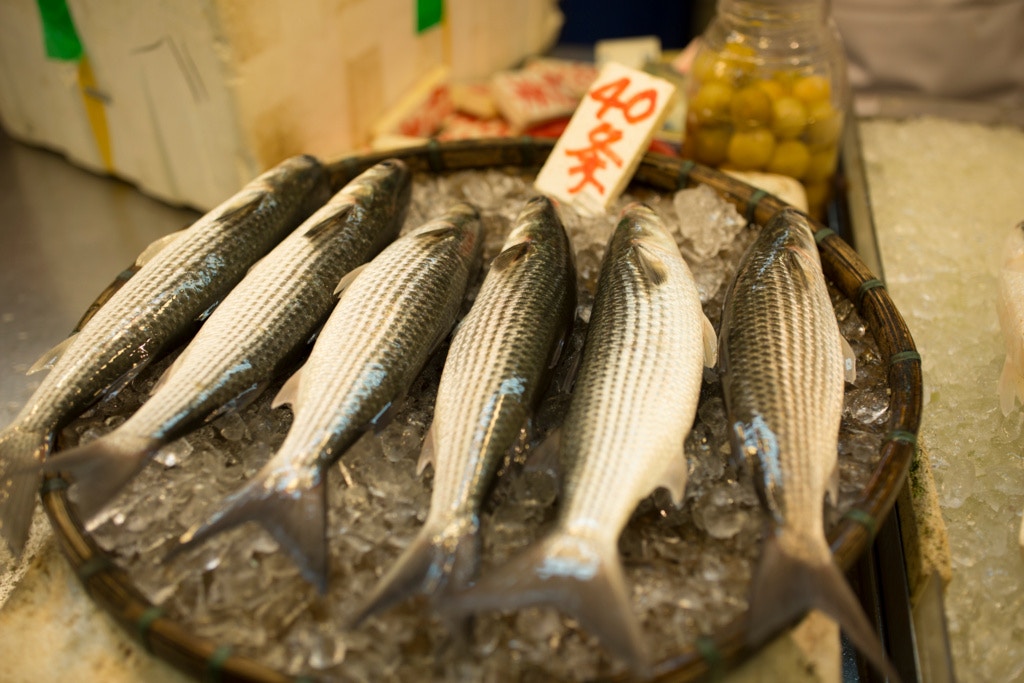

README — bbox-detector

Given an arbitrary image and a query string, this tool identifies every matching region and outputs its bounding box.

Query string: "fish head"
[616,202,679,256]
[761,208,823,276]
[262,154,329,199]
[353,158,412,211]
[502,196,572,255]
[408,202,485,270]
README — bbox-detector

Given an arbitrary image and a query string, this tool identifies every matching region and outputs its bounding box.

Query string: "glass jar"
[682,0,849,219]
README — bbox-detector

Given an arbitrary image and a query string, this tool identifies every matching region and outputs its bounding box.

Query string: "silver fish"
[0,155,330,556]
[352,195,576,625]
[175,202,484,592]
[43,159,411,523]
[451,203,717,673]
[717,208,897,679]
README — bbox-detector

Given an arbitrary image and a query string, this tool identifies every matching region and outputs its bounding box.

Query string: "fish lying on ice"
[174,203,484,592]
[449,203,717,674]
[351,195,577,625]
[0,155,330,556]
[43,160,411,524]
[717,208,899,680]
[995,220,1024,552]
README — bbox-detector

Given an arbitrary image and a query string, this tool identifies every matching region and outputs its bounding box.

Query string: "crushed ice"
[63,170,892,681]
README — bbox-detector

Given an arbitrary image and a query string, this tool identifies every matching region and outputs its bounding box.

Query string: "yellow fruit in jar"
[719,41,758,84]
[691,81,735,125]
[730,86,773,129]
[805,146,839,182]
[692,48,728,84]
[727,128,775,170]
[771,96,808,140]
[755,78,786,101]
[767,139,811,179]
[806,100,842,148]
[690,125,732,166]
[793,74,831,103]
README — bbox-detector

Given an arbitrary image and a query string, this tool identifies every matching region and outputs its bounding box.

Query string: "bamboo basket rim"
[41,137,922,683]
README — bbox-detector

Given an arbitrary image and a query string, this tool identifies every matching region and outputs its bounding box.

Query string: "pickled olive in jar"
[682,0,848,218]
[771,97,809,140]
[730,86,773,129]
[727,129,776,170]
[767,139,812,178]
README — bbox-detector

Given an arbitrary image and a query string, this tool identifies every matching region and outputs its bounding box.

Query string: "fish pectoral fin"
[333,263,368,298]
[631,242,668,286]
[701,314,719,369]
[841,335,857,385]
[445,534,651,677]
[748,533,900,682]
[173,473,331,593]
[304,203,354,240]
[134,230,186,268]
[272,367,304,409]
[27,333,79,375]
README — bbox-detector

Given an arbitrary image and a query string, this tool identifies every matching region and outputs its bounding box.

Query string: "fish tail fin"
[42,433,159,523]
[449,533,650,676]
[748,532,901,682]
[175,474,329,592]
[351,515,480,628]
[0,426,49,556]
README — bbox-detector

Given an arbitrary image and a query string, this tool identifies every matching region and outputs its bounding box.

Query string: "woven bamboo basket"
[41,138,922,682]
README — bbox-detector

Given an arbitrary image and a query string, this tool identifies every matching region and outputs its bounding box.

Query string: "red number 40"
[590,77,658,123]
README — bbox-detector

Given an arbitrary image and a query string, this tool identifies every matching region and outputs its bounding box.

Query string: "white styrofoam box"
[0,0,562,210]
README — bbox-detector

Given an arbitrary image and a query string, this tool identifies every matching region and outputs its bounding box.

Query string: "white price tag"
[534,62,677,215]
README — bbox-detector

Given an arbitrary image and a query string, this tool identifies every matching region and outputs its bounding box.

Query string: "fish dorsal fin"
[631,242,668,285]
[416,423,436,475]
[272,367,303,409]
[27,333,79,374]
[135,231,185,268]
[490,240,533,272]
[415,223,458,243]
[333,263,368,297]
[701,314,718,369]
[305,203,354,240]
[841,335,857,385]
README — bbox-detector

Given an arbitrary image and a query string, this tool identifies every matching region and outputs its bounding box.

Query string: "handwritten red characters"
[535,63,676,214]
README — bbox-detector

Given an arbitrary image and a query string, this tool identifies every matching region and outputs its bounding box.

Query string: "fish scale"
[351,195,576,625]
[43,159,410,523]
[719,208,899,681]
[175,202,484,592]
[0,154,329,556]
[451,202,717,675]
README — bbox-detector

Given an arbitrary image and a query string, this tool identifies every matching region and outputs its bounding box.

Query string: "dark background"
[557,0,714,49]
